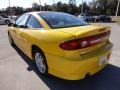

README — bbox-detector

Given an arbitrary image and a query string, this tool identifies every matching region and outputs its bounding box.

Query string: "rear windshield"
[38,12,88,29]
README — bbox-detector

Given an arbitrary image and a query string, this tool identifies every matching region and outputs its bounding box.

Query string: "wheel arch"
[32,44,48,75]
[5,19,10,24]
[31,44,45,60]
[8,31,10,34]
[8,31,13,40]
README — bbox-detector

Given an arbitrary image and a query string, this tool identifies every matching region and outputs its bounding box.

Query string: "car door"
[20,15,43,56]
[14,14,30,51]
[10,15,23,45]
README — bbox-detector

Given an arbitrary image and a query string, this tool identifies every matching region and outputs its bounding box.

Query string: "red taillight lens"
[60,40,79,50]
[60,31,110,50]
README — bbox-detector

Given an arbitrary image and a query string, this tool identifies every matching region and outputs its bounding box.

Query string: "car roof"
[26,11,59,15]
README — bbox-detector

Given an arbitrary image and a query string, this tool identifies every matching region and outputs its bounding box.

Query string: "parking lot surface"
[0,23,120,90]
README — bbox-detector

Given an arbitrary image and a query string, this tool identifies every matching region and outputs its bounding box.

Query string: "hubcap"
[35,53,46,73]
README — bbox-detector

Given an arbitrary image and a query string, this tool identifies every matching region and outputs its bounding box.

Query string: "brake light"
[60,31,110,50]
[60,40,78,50]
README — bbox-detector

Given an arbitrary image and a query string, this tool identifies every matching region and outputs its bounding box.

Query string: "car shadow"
[13,46,120,90]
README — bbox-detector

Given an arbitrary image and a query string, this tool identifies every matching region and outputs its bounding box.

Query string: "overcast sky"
[0,0,91,9]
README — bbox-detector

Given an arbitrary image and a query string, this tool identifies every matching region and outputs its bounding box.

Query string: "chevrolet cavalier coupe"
[8,11,113,80]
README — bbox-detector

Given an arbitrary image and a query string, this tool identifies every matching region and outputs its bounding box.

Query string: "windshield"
[38,12,88,29]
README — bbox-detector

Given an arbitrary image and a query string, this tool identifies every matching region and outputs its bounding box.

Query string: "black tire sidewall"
[8,33,14,46]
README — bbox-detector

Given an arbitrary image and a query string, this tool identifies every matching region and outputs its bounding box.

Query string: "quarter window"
[26,15,43,28]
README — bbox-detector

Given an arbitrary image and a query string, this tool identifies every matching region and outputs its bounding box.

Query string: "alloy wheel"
[35,52,47,74]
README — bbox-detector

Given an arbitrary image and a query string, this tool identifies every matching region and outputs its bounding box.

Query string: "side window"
[26,15,43,28]
[16,14,29,26]
[15,15,24,24]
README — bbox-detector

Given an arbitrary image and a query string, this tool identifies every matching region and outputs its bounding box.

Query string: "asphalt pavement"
[0,23,120,90]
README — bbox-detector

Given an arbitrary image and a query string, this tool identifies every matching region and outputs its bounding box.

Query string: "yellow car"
[8,11,113,80]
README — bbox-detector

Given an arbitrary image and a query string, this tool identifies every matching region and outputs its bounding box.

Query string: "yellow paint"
[8,12,113,80]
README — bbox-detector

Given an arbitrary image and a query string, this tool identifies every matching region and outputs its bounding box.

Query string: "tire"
[107,19,111,22]
[34,49,48,75]
[92,18,95,22]
[8,33,15,47]
[96,19,99,22]
[103,20,106,22]
[5,20,10,25]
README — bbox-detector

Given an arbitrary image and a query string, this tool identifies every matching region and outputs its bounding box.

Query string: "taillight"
[60,31,110,50]
[60,40,79,50]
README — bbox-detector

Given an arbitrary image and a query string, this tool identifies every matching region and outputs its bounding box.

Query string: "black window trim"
[24,14,31,27]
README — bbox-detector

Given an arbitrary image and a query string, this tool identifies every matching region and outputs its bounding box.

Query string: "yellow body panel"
[46,42,112,80]
[8,12,113,80]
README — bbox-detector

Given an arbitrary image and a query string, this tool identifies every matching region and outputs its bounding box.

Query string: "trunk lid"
[56,25,110,37]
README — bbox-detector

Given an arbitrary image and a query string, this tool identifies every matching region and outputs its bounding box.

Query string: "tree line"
[0,0,120,16]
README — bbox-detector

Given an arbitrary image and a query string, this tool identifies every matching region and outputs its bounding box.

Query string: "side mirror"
[8,23,13,27]
[13,23,18,27]
[8,22,17,27]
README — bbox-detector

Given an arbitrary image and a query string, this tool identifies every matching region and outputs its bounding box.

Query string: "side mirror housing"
[13,23,18,27]
[8,23,13,27]
[8,22,17,27]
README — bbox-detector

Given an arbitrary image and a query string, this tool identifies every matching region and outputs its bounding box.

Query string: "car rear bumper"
[46,42,113,80]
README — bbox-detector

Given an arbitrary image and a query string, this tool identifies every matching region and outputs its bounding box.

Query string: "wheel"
[5,20,10,25]
[103,20,106,22]
[92,18,95,22]
[8,33,15,46]
[95,19,99,22]
[106,19,111,22]
[34,50,48,75]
